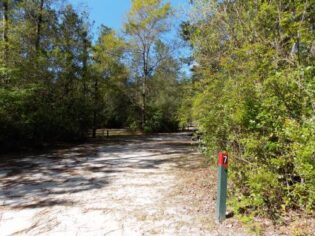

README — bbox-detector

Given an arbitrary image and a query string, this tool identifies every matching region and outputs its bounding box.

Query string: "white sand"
[0,133,247,236]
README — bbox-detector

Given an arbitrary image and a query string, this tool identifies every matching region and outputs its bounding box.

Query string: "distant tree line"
[0,0,183,151]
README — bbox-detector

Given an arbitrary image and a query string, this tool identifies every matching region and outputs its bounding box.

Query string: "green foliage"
[0,0,184,151]
[124,0,178,130]
[0,1,94,150]
[126,0,172,34]
[93,28,131,128]
[185,0,315,219]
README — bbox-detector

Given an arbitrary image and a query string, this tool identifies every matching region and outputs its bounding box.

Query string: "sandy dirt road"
[0,133,247,236]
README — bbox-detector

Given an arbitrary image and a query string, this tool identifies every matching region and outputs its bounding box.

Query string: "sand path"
[0,133,247,235]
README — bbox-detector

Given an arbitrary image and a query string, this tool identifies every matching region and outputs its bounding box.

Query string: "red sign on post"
[218,152,228,169]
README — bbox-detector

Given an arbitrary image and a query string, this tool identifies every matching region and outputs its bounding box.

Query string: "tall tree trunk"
[2,0,9,61]
[35,0,44,53]
[141,47,148,130]
[82,31,88,95]
[92,110,97,138]
[92,78,99,138]
[2,0,9,84]
[141,76,146,129]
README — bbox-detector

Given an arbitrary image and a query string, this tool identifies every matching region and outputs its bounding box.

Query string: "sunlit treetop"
[125,0,172,34]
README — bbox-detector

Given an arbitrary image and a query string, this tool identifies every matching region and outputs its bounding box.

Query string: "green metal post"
[216,152,228,223]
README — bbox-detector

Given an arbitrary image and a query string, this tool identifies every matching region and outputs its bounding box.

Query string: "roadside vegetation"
[181,0,315,224]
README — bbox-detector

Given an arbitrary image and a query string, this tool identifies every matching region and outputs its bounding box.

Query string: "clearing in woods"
[0,133,247,235]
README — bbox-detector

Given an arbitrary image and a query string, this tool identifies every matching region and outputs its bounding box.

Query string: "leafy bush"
[185,0,315,219]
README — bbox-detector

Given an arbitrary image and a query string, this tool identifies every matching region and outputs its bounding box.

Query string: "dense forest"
[0,0,182,150]
[1,0,314,222]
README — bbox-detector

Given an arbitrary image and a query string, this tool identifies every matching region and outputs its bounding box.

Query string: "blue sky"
[67,0,192,75]
[68,0,190,37]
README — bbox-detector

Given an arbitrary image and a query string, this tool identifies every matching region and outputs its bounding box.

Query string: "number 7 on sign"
[218,152,228,169]
[223,155,228,164]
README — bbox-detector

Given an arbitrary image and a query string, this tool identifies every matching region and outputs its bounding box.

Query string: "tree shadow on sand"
[0,146,115,210]
[0,133,202,210]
